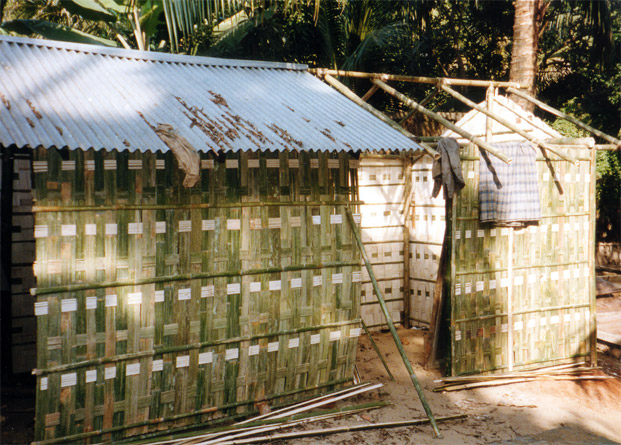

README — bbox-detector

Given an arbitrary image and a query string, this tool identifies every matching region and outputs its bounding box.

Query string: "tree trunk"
[509,0,538,112]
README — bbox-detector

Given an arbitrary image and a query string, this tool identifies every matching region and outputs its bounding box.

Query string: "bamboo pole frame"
[371,79,512,164]
[507,87,621,147]
[345,208,442,438]
[439,83,579,164]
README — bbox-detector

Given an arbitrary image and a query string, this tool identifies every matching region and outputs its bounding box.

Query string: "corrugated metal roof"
[0,35,424,154]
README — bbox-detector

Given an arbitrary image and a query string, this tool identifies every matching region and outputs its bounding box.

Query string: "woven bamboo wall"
[449,144,596,375]
[30,147,362,443]
[358,157,406,329]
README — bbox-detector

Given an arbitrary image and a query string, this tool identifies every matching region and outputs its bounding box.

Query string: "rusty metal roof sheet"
[0,35,424,154]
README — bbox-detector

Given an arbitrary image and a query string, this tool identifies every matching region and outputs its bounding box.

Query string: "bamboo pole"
[439,83,579,165]
[210,415,468,444]
[398,88,440,125]
[345,208,443,438]
[361,320,396,381]
[544,137,595,147]
[311,68,525,88]
[361,84,379,102]
[506,87,621,147]
[320,74,440,159]
[402,156,413,329]
[372,79,512,164]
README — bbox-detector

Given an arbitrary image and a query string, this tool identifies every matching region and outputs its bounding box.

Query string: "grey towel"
[432,138,465,200]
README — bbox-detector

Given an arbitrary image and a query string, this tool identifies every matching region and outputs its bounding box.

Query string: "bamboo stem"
[320,74,440,159]
[372,79,512,164]
[361,84,379,102]
[310,68,525,88]
[31,260,361,296]
[439,83,579,165]
[506,87,621,147]
[361,319,396,381]
[398,88,440,125]
[345,208,443,438]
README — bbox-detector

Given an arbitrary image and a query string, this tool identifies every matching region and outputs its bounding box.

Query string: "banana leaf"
[1,19,119,47]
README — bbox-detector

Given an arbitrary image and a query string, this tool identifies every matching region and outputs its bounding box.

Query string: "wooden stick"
[361,84,379,102]
[345,208,443,438]
[398,88,440,125]
[210,415,468,444]
[439,83,579,165]
[506,87,621,147]
[310,68,525,88]
[372,79,512,164]
[361,319,396,381]
[435,375,611,392]
[321,74,440,159]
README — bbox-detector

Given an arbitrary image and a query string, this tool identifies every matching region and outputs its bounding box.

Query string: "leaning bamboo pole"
[311,68,526,89]
[506,87,621,147]
[320,74,440,159]
[372,79,512,164]
[345,208,442,438]
[439,83,579,164]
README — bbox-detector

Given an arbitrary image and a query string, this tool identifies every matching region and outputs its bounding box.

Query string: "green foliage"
[1,18,119,45]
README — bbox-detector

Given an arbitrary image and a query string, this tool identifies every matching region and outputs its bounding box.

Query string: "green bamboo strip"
[453,303,590,323]
[32,319,360,375]
[345,208,442,438]
[361,320,395,381]
[31,200,365,213]
[32,377,354,445]
[454,259,589,276]
[31,260,361,296]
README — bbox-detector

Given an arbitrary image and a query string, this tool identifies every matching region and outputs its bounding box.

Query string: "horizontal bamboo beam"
[31,200,364,213]
[544,137,595,147]
[507,87,621,148]
[439,83,579,165]
[595,144,620,150]
[311,68,526,88]
[32,319,360,376]
[372,79,512,164]
[321,74,440,159]
[31,260,361,296]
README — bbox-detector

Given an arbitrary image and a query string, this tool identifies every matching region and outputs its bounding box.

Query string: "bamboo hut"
[0,36,432,443]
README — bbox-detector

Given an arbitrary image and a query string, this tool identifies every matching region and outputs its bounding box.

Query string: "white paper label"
[106,294,117,307]
[247,159,259,168]
[455,231,461,240]
[465,282,472,294]
[61,224,76,236]
[105,223,117,235]
[127,292,142,305]
[311,334,321,344]
[156,159,165,169]
[501,323,508,333]
[477,230,485,238]
[154,290,165,302]
[575,312,581,321]
[551,271,559,281]
[178,288,191,300]
[476,281,484,292]
[490,228,497,237]
[86,296,97,310]
[467,170,475,179]
[268,218,281,229]
[269,280,281,291]
[199,351,213,364]
[489,280,497,290]
[103,160,116,170]
[353,213,362,224]
[455,330,462,341]
[501,228,509,236]
[128,160,142,170]
[288,338,299,349]
[33,161,48,173]
[35,301,48,316]
[501,278,509,288]
[85,224,97,235]
[86,369,97,383]
[128,222,143,235]
[289,216,301,227]
[227,219,240,230]
[202,219,215,231]
[40,377,48,390]
[514,321,523,331]
[61,373,77,387]
[332,273,343,284]
[176,355,190,368]
[226,159,239,169]
[312,215,321,225]
[352,271,362,282]
[527,319,536,329]
[250,282,261,293]
[152,359,163,372]
[514,276,523,286]
[201,285,214,298]
[540,317,547,326]
[201,159,214,169]
[313,275,322,287]
[573,268,580,279]
[61,298,77,312]
[550,315,560,324]
[85,160,95,171]
[552,224,559,233]
[564,173,572,182]
[528,274,536,284]
[330,214,342,224]
[266,159,280,168]
[465,230,472,239]
[455,283,461,296]
[179,220,192,232]
[350,328,361,338]
[227,283,241,295]
[564,314,572,323]
[290,278,302,289]
[105,366,116,379]
[268,341,279,352]
[248,345,260,356]
[329,331,341,341]
[225,348,239,360]
[288,159,299,168]
[155,221,166,234]
[34,225,48,238]
[126,363,140,376]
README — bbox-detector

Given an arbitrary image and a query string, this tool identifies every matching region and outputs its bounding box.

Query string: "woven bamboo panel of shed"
[31,147,362,443]
[449,144,595,376]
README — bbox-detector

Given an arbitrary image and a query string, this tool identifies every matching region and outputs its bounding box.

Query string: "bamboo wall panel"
[31,148,362,443]
[449,144,595,375]
[409,157,446,326]
[358,157,406,328]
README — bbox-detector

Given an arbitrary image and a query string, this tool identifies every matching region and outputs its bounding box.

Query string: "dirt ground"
[291,327,621,445]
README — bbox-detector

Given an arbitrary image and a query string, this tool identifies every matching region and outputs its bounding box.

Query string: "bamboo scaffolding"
[311,68,525,88]
[345,208,443,438]
[321,74,440,159]
[507,87,621,147]
[439,83,579,164]
[371,79,512,164]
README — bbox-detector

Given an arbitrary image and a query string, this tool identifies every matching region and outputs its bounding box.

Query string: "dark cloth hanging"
[431,137,465,200]
[479,141,541,226]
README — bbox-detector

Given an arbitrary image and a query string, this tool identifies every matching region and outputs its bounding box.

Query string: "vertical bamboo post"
[402,156,413,329]
[507,228,514,372]
[485,86,494,143]
[345,208,442,438]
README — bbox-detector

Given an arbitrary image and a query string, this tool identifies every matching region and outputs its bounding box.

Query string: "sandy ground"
[290,327,621,445]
